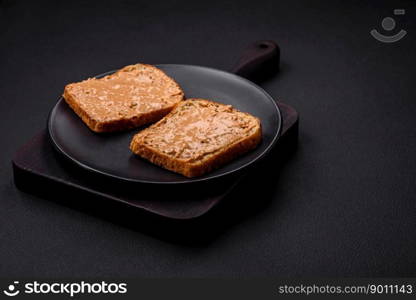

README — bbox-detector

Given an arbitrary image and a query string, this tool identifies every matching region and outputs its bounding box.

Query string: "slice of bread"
[130,99,262,177]
[63,64,184,132]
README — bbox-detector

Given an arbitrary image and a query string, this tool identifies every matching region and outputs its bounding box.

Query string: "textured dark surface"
[1,0,416,277]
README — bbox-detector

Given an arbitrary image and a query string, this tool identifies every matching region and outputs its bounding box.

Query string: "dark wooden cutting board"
[12,102,297,220]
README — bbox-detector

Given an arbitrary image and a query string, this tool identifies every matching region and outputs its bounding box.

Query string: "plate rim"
[47,64,282,184]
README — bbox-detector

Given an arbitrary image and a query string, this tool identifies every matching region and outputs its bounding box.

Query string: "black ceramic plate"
[48,64,281,184]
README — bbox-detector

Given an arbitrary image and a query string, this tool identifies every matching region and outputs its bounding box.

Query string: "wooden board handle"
[231,40,280,81]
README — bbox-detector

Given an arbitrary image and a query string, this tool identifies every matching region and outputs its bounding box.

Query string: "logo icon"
[371,9,407,43]
[3,281,20,297]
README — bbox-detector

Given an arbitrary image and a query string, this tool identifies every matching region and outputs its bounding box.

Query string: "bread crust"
[63,64,184,133]
[130,99,262,177]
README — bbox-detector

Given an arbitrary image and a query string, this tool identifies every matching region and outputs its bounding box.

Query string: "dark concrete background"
[1,0,415,277]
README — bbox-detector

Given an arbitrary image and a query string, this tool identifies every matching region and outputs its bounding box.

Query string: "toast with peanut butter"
[63,64,184,132]
[130,99,262,177]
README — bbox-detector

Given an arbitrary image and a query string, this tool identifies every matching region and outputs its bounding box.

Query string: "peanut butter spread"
[140,99,261,161]
[64,64,184,122]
